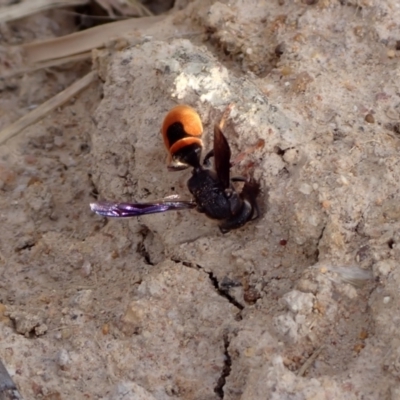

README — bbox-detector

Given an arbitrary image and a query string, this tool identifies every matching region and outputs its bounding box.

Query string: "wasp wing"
[213,124,231,189]
[90,200,196,218]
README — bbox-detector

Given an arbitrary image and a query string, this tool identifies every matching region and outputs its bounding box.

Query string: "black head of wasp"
[90,104,261,233]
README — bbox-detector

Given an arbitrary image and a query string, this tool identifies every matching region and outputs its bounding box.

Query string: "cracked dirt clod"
[117,260,238,399]
[7,311,47,338]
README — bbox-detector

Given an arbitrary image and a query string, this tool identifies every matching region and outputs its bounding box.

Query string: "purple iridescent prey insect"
[90,200,196,218]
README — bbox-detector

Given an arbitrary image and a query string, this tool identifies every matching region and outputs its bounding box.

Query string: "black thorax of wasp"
[90,105,260,233]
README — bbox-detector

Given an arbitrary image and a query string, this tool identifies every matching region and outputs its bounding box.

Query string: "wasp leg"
[225,188,242,215]
[250,198,261,220]
[231,176,247,182]
[231,177,260,219]
[203,149,214,167]
[242,178,261,221]
[218,178,261,233]
[218,200,254,233]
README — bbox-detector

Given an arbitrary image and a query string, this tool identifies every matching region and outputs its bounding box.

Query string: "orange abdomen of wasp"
[161,105,203,169]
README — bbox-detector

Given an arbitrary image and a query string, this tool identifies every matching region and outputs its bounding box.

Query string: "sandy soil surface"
[1,0,400,399]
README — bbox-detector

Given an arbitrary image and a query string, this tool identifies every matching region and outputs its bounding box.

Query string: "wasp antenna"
[218,103,235,130]
[231,138,265,167]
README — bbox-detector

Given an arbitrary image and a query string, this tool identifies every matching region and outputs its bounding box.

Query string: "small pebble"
[82,260,92,277]
[57,349,71,370]
[387,50,396,58]
[299,183,312,195]
[365,113,375,123]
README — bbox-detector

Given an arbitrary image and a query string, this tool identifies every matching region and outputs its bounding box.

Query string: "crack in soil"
[172,258,244,311]
[207,270,244,311]
[137,226,154,265]
[315,224,326,262]
[170,258,238,397]
[214,333,232,399]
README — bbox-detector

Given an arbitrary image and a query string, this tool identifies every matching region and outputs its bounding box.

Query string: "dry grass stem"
[22,15,166,65]
[95,0,153,17]
[1,52,91,80]
[297,346,324,377]
[0,71,97,145]
[0,0,89,23]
